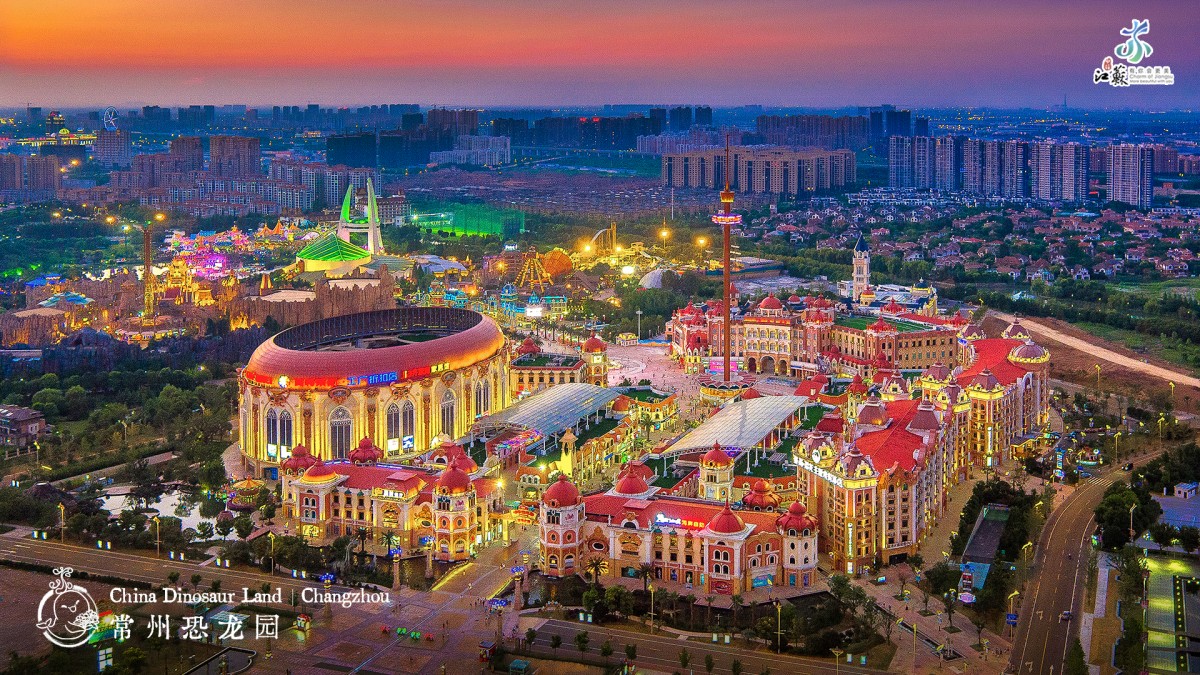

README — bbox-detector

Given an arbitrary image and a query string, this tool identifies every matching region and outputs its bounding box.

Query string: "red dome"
[517,337,541,355]
[282,444,318,473]
[847,374,868,394]
[742,479,781,509]
[582,333,607,353]
[740,387,763,400]
[706,504,746,534]
[882,299,905,314]
[758,294,783,311]
[776,500,818,532]
[543,474,581,507]
[701,442,734,468]
[435,466,474,495]
[301,459,337,480]
[868,317,894,333]
[349,437,381,464]
[612,469,650,496]
[787,294,802,303]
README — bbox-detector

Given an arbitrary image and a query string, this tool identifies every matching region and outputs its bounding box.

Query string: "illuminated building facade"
[239,308,510,478]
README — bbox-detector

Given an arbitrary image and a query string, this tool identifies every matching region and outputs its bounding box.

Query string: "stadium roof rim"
[472,382,621,438]
[664,395,812,457]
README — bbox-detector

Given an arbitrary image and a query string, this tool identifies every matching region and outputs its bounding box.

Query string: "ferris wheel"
[102,107,119,131]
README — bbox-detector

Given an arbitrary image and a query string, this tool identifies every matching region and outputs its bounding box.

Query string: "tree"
[233,515,254,539]
[550,634,561,656]
[354,527,370,562]
[118,646,147,675]
[196,516,216,538]
[167,571,180,586]
[215,519,234,540]
[210,580,221,593]
[574,630,589,656]
[909,553,924,572]
[638,562,654,593]
[971,616,986,647]
[942,594,955,629]
[731,659,743,675]
[600,640,613,664]
[525,627,537,651]
[730,594,744,629]
[190,573,202,590]
[625,643,636,663]
[897,571,910,599]
[1179,525,1200,555]
[1066,637,1088,675]
[1148,522,1178,549]
[585,556,606,589]
[683,594,698,628]
[704,595,716,627]
[679,648,690,670]
[705,653,715,674]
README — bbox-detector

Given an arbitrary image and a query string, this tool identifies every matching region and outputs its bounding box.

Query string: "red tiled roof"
[958,338,1031,386]
[581,493,780,533]
[854,399,926,474]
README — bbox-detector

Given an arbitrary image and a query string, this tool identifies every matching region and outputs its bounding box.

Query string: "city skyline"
[1,0,1197,109]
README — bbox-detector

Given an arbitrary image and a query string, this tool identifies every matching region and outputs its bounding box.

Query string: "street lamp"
[1007,589,1020,637]
[648,582,655,633]
[268,532,276,575]
[57,502,65,543]
[635,309,643,340]
[831,648,844,674]
[152,515,161,558]
[154,212,166,223]
[1129,503,1137,541]
[773,598,782,653]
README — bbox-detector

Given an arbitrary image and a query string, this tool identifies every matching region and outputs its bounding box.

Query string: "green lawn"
[834,316,929,332]
[623,389,670,403]
[1075,321,1200,375]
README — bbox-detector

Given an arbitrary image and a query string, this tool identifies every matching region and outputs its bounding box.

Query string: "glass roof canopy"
[665,395,812,455]
[473,382,622,437]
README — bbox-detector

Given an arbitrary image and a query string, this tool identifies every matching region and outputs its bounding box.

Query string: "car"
[1059,611,1072,622]
[1123,463,1134,471]
[1078,470,1092,478]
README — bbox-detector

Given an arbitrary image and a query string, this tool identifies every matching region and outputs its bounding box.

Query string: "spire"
[340,184,354,223]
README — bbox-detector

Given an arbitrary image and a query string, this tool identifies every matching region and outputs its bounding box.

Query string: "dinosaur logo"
[36,567,99,648]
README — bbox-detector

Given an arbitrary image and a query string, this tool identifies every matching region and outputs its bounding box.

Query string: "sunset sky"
[1,0,1196,108]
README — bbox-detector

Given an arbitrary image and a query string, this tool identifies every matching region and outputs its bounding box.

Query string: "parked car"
[1059,611,1072,622]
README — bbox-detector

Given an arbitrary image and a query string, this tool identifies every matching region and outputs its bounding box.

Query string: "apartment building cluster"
[663,146,856,198]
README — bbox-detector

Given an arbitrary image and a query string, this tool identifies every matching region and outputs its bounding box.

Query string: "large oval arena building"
[239,307,509,478]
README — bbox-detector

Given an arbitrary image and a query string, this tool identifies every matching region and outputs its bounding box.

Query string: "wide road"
[1009,473,1112,675]
[0,534,326,600]
[531,618,884,675]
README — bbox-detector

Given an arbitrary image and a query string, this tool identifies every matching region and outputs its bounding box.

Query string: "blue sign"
[347,372,399,387]
[1006,613,1018,626]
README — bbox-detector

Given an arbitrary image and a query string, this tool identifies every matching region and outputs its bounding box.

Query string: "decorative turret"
[699,442,734,501]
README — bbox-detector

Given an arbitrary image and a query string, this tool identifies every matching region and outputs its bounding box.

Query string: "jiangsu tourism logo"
[1093,19,1174,87]
[36,567,99,648]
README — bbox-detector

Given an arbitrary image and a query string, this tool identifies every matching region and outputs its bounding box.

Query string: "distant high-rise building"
[169,136,204,172]
[1030,142,1058,201]
[914,117,930,137]
[1147,144,1179,174]
[755,114,869,150]
[913,136,936,189]
[962,138,984,194]
[26,107,43,123]
[26,155,61,192]
[649,107,667,129]
[177,105,215,128]
[209,135,262,177]
[400,112,424,130]
[888,136,914,188]
[327,133,378,168]
[884,109,911,137]
[663,146,855,196]
[869,111,884,142]
[668,106,693,131]
[0,155,23,190]
[427,108,479,136]
[934,136,960,191]
[93,129,133,168]
[982,140,1003,196]
[45,110,66,134]
[1001,140,1029,198]
[694,106,713,126]
[1108,144,1154,209]
[1060,142,1090,203]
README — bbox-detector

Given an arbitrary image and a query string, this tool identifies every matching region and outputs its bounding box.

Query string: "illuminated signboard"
[654,513,705,529]
[402,435,415,450]
[347,372,399,387]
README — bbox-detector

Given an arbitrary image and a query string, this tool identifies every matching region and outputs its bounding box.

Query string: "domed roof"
[581,333,607,353]
[858,397,889,426]
[1009,339,1049,364]
[847,374,869,394]
[787,294,803,303]
[868,317,895,333]
[706,503,746,534]
[701,442,734,468]
[758,294,783,311]
[435,465,474,495]
[960,324,986,340]
[776,500,818,532]
[742,479,781,509]
[1002,319,1031,340]
[740,387,763,400]
[967,369,1002,391]
[348,437,381,465]
[517,337,541,355]
[882,299,905,314]
[612,468,650,496]
[922,362,952,382]
[300,459,338,482]
[281,444,318,473]
[543,474,581,507]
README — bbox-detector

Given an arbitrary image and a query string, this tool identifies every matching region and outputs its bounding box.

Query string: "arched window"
[279,410,293,450]
[440,390,456,438]
[386,403,401,453]
[474,381,492,417]
[329,407,352,459]
[265,409,279,451]
[401,400,415,443]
